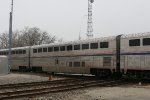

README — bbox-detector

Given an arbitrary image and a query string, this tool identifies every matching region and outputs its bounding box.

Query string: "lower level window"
[74,62,80,67]
[103,57,111,66]
[69,62,72,67]
[82,62,85,67]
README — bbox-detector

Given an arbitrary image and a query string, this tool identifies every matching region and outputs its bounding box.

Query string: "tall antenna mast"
[87,0,94,38]
[8,0,13,72]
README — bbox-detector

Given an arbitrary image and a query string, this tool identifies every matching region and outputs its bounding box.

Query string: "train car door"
[120,56,125,74]
[55,58,59,72]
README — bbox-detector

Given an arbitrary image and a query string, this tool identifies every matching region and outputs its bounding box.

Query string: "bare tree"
[21,27,56,46]
[0,32,9,49]
[0,27,56,48]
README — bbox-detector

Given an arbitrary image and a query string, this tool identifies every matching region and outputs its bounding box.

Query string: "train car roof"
[31,35,116,48]
[0,32,150,50]
[0,46,30,51]
[122,32,150,39]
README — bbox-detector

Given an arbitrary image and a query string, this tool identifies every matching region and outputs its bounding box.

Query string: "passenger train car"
[0,33,150,78]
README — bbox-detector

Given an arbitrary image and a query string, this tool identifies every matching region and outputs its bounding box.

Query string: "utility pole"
[87,0,94,38]
[8,0,13,72]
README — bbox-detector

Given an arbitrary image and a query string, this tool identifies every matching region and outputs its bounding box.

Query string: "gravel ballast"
[1,73,150,100]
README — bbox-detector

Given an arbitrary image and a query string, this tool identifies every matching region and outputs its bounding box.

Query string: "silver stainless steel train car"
[120,33,150,77]
[0,33,150,78]
[0,47,30,71]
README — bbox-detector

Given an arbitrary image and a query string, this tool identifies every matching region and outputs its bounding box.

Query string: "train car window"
[74,62,80,67]
[0,52,1,55]
[54,47,59,52]
[103,57,111,66]
[91,43,98,49]
[16,51,19,54]
[38,48,42,53]
[33,49,37,53]
[82,44,89,50]
[6,52,8,55]
[67,45,73,51]
[55,59,59,64]
[74,44,80,50]
[143,38,150,46]
[23,50,26,54]
[100,42,109,48]
[19,50,22,54]
[43,48,48,52]
[129,39,140,46]
[60,46,65,51]
[69,62,72,67]
[82,62,85,67]
[48,47,53,52]
[12,51,15,54]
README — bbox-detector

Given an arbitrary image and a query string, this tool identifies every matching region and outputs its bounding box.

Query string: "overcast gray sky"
[0,0,150,41]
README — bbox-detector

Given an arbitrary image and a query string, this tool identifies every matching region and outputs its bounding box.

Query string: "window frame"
[143,38,150,46]
[33,49,37,53]
[74,44,80,50]
[82,43,89,50]
[48,47,53,52]
[60,46,66,51]
[67,45,73,51]
[54,46,59,52]
[38,48,42,53]
[43,47,48,52]
[90,43,98,49]
[100,42,109,48]
[129,39,140,46]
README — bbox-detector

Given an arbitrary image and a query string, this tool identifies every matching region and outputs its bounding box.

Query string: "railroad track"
[0,78,79,89]
[0,79,128,99]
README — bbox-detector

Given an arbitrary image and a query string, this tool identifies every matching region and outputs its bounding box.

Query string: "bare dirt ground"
[0,72,58,85]
[1,73,150,100]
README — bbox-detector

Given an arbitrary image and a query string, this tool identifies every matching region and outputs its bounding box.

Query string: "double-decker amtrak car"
[0,33,150,78]
[120,33,150,77]
[30,36,116,75]
[0,47,29,71]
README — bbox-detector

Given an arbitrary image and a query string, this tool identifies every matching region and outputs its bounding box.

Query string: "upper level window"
[91,43,98,49]
[12,51,15,54]
[74,44,80,50]
[6,52,8,55]
[129,39,140,46]
[60,46,65,51]
[43,48,47,52]
[33,49,37,53]
[67,45,72,51]
[38,48,42,53]
[143,38,150,46]
[16,51,19,54]
[19,50,22,54]
[54,47,59,52]
[23,50,26,54]
[100,42,109,48]
[82,44,89,50]
[48,47,53,52]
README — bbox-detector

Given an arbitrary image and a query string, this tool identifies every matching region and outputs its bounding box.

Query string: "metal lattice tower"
[87,0,94,38]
